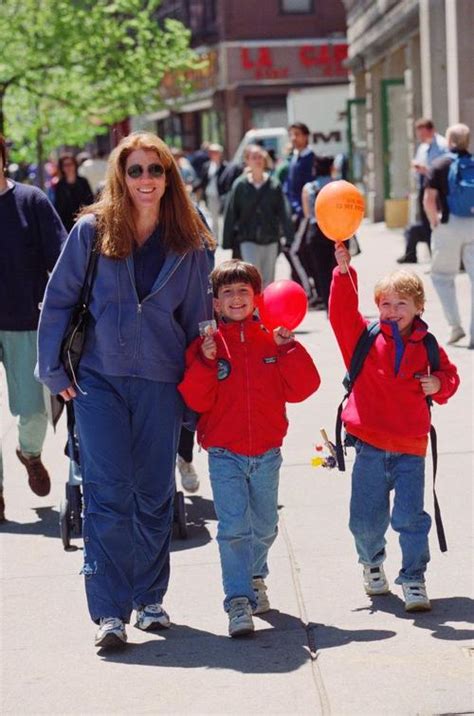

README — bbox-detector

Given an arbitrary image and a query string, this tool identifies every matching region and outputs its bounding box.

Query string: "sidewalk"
[1,222,473,715]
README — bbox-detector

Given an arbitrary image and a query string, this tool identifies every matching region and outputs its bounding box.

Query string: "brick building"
[133,0,348,156]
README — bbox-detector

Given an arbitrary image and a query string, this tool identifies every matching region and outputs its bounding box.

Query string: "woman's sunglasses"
[126,163,165,179]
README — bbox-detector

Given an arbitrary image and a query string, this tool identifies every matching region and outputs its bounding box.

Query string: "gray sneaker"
[94,617,127,648]
[402,582,431,612]
[363,565,390,596]
[177,456,200,493]
[135,603,171,631]
[252,577,270,614]
[228,597,254,637]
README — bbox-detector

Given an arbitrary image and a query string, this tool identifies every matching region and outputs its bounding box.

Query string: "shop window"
[279,0,313,14]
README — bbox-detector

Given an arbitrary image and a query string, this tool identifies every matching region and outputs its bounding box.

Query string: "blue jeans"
[74,368,183,623]
[349,439,431,584]
[208,447,282,610]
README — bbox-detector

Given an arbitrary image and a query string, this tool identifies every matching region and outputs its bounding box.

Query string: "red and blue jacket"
[178,316,320,456]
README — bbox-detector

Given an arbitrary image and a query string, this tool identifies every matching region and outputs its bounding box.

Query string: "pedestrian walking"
[329,243,459,611]
[0,135,66,521]
[398,118,447,264]
[222,145,293,287]
[301,155,338,310]
[37,131,215,649]
[54,153,94,232]
[179,259,320,636]
[423,123,474,347]
[200,143,227,241]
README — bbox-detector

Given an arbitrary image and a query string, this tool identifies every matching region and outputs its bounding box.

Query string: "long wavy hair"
[79,132,215,258]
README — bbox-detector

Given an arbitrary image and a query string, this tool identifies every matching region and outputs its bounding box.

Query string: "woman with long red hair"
[38,132,215,649]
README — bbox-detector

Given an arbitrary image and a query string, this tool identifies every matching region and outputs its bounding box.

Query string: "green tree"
[0,0,198,167]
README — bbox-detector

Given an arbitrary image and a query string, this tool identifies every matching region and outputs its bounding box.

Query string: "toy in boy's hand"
[199,319,217,338]
[315,180,365,242]
[259,280,307,331]
[311,428,337,470]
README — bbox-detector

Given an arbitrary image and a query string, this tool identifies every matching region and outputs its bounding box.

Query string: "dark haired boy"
[179,259,320,636]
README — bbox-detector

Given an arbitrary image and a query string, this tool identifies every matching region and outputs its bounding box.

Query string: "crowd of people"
[0,117,472,649]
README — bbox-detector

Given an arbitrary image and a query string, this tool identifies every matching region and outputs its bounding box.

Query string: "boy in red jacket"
[329,243,459,612]
[179,259,320,636]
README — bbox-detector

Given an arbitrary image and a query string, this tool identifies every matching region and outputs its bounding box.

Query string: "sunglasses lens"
[127,165,142,179]
[149,164,165,177]
[126,164,164,178]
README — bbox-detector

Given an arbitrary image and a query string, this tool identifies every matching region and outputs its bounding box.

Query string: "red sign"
[234,42,348,83]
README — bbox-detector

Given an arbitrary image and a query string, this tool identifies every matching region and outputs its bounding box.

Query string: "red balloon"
[315,180,365,242]
[259,280,308,331]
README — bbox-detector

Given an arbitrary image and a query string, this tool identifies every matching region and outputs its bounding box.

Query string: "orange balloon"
[314,180,365,242]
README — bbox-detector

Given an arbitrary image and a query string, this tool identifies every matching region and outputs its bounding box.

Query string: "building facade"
[133,0,348,157]
[342,0,474,224]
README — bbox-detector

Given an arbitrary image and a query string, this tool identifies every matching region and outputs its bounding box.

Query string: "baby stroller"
[58,402,188,550]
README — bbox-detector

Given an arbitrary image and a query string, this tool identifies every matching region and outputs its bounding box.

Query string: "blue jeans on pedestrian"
[208,446,282,611]
[74,368,183,624]
[349,439,431,584]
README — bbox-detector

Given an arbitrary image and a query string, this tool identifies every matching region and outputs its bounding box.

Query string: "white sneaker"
[447,326,465,344]
[402,582,431,612]
[94,617,127,648]
[177,456,200,493]
[135,603,171,631]
[363,565,390,596]
[252,577,270,614]
[228,597,254,637]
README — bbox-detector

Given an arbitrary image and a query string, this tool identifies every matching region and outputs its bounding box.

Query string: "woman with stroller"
[37,132,215,649]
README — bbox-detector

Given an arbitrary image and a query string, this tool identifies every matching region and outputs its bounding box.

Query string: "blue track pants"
[73,368,183,623]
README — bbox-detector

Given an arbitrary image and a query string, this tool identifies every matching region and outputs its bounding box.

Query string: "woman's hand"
[334,241,351,273]
[59,385,77,402]
[273,326,294,346]
[201,335,217,360]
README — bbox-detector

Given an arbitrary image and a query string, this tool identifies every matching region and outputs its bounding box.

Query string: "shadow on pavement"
[98,610,311,673]
[0,506,60,539]
[171,494,216,552]
[259,610,396,652]
[354,593,474,640]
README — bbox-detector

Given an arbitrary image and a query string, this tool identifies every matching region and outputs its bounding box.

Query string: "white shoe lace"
[229,598,250,620]
[141,603,165,615]
[100,617,123,630]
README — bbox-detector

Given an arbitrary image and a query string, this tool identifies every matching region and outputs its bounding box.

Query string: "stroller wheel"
[174,491,187,539]
[59,498,71,550]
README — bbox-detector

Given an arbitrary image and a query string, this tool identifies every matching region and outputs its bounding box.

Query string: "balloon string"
[344,259,358,295]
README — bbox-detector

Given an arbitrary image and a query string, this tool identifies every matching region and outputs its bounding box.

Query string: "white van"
[232,127,289,165]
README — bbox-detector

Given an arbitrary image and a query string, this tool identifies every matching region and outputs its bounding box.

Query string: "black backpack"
[335,321,447,552]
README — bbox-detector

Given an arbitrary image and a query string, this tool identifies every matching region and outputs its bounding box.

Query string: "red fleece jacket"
[178,317,320,456]
[329,266,460,455]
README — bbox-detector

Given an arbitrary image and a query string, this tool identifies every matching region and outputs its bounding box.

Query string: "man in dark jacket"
[0,136,66,520]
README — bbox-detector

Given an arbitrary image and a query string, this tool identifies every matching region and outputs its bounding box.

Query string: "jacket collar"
[379,315,428,343]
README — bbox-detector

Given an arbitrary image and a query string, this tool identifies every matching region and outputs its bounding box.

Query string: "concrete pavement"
[1,222,473,715]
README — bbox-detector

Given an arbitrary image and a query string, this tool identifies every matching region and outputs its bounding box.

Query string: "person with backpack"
[329,243,459,612]
[423,123,474,347]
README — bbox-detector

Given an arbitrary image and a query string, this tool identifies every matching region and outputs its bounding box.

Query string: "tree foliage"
[0,0,199,161]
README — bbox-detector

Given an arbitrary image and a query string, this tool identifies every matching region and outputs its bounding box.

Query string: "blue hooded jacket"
[37,214,213,395]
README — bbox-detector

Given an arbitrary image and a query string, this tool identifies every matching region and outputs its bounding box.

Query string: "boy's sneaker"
[135,603,171,631]
[402,582,431,612]
[363,565,390,596]
[177,456,199,493]
[228,597,254,637]
[94,617,127,648]
[252,577,270,614]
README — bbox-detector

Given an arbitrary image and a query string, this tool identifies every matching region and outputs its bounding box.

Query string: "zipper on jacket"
[241,323,253,453]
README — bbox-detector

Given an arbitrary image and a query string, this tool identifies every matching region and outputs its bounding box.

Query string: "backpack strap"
[422,332,447,552]
[335,321,380,470]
